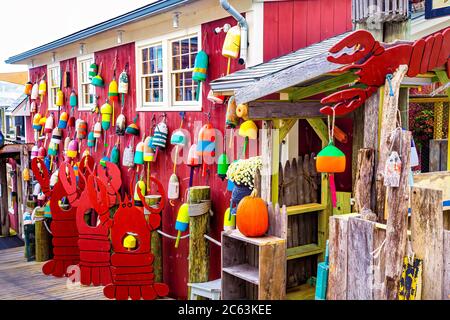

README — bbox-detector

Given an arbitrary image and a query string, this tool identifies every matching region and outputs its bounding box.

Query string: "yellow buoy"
[123,233,137,251]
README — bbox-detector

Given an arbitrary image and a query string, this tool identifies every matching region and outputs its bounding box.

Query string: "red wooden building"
[7,0,352,299]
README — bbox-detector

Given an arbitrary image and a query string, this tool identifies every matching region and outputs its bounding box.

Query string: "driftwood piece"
[297,156,305,205]
[383,130,411,300]
[328,215,349,300]
[411,186,444,300]
[347,217,375,300]
[376,65,408,221]
[354,148,375,212]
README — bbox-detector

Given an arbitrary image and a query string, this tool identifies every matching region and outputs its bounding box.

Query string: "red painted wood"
[278,1,294,57]
[263,0,353,62]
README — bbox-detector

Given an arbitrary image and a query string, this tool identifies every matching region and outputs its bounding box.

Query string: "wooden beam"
[0,143,33,156]
[410,96,449,103]
[235,53,340,105]
[306,119,328,145]
[288,72,359,101]
[248,101,323,120]
[411,187,444,300]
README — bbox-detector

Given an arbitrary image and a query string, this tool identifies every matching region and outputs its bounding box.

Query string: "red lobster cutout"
[31,158,80,277]
[321,27,450,115]
[103,177,169,300]
[75,157,122,287]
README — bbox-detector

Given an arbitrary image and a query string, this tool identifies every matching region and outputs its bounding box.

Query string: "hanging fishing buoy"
[100,101,113,130]
[144,136,155,162]
[108,78,118,127]
[31,145,39,160]
[51,128,62,146]
[87,131,95,153]
[236,103,249,120]
[48,142,58,171]
[100,156,110,168]
[93,121,102,152]
[226,96,239,128]
[56,89,64,107]
[38,147,46,159]
[44,114,54,134]
[174,203,189,248]
[151,120,168,161]
[115,113,126,136]
[187,144,200,188]
[238,120,257,157]
[168,173,180,201]
[122,143,135,168]
[134,141,145,165]
[118,69,129,107]
[67,140,79,159]
[192,50,208,101]
[125,121,140,137]
[196,124,216,176]
[223,207,236,231]
[63,137,70,155]
[30,101,37,113]
[70,90,77,108]
[38,79,47,103]
[91,62,104,87]
[89,63,98,80]
[76,119,87,153]
[133,180,146,207]
[24,82,33,96]
[58,112,68,129]
[31,83,39,101]
[218,153,230,180]
[222,25,241,74]
[110,143,120,164]
[32,113,42,131]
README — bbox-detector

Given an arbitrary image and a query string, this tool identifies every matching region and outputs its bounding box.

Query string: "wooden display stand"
[221,229,286,300]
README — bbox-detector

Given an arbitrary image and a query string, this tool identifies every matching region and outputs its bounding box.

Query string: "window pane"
[184,87,193,101]
[173,56,181,70]
[181,54,189,69]
[181,38,190,54]
[142,48,148,62]
[172,41,180,57]
[190,37,198,53]
[143,62,149,75]
[190,53,196,68]
[157,47,163,72]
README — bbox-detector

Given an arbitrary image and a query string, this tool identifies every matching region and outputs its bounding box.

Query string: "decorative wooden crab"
[102,177,169,300]
[75,156,122,287]
[31,158,80,277]
[321,27,450,115]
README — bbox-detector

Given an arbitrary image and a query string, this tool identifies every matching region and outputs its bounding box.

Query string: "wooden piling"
[354,148,375,212]
[188,186,211,299]
[34,208,51,262]
[145,195,163,283]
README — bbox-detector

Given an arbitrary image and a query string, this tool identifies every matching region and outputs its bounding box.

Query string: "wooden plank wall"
[263,0,353,61]
[444,230,450,300]
[26,15,246,300]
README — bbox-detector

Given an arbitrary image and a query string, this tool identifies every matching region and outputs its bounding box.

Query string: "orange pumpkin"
[236,189,269,237]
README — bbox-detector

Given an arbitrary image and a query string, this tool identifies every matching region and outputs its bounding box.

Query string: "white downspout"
[219,0,248,65]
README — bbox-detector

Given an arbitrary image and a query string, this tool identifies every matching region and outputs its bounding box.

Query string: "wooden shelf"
[223,264,259,285]
[223,229,285,246]
[287,243,324,260]
[286,283,316,300]
[286,203,326,216]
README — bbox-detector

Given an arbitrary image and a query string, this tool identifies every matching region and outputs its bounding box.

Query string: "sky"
[0,0,153,73]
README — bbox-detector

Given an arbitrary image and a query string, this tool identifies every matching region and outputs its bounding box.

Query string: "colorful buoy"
[58,112,68,129]
[174,203,189,248]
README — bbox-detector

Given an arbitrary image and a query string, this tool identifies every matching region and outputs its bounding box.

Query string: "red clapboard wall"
[263,0,353,61]
[27,16,244,299]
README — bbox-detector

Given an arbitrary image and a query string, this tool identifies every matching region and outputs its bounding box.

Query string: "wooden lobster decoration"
[321,27,450,115]
[31,158,80,277]
[102,177,169,300]
[75,156,121,287]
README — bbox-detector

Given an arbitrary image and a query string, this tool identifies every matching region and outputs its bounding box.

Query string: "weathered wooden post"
[354,148,375,212]
[145,195,163,283]
[0,158,9,236]
[34,208,51,262]
[188,186,211,299]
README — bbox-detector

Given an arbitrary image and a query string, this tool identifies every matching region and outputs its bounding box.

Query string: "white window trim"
[47,62,61,111]
[77,53,96,111]
[135,26,202,112]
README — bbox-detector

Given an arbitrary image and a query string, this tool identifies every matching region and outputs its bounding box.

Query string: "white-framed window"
[47,62,60,110]
[77,53,96,110]
[136,26,202,112]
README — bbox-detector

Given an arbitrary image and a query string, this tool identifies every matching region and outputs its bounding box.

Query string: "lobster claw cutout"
[86,175,111,223]
[97,161,122,205]
[58,162,78,206]
[77,155,96,191]
[321,27,450,116]
[103,185,169,300]
[31,157,51,198]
